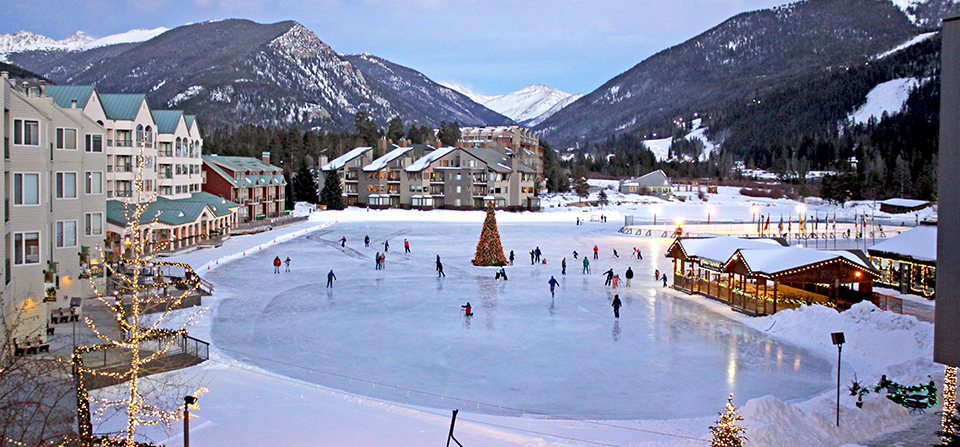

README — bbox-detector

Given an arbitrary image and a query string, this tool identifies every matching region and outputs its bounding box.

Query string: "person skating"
[625,267,633,287]
[573,250,578,259]
[462,302,473,316]
[593,245,599,260]
[535,246,542,263]
[582,257,590,274]
[498,267,508,280]
[509,250,515,265]
[384,240,389,252]
[603,268,614,286]
[530,249,535,265]
[273,256,281,274]
[613,249,619,259]
[284,257,291,272]
[662,273,668,287]
[561,257,567,275]
[548,276,560,297]
[655,269,660,281]
[380,253,386,269]
[364,235,370,247]
[340,236,347,248]
[404,239,411,253]
[612,274,620,288]
[436,256,445,277]
[326,269,337,288]
[375,252,381,270]
[637,248,642,260]
[612,294,622,318]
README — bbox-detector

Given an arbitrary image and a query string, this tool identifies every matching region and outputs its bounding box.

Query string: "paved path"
[866,409,942,446]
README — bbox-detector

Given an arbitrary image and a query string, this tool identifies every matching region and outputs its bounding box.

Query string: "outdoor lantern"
[831,332,845,427]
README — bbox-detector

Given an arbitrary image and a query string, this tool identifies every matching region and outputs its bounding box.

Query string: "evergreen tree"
[572,165,590,200]
[598,190,609,208]
[438,121,461,146]
[320,170,345,210]
[292,160,319,204]
[354,111,380,146]
[472,203,507,266]
[709,394,746,447]
[387,116,405,142]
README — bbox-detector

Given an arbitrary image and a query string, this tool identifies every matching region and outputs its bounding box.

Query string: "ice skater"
[462,302,473,316]
[613,249,619,259]
[375,252,382,270]
[284,257,291,272]
[637,248,642,260]
[561,257,567,275]
[404,239,411,253]
[436,256,445,277]
[655,269,660,281]
[273,256,281,274]
[593,245,599,260]
[364,235,370,247]
[340,236,347,248]
[582,257,590,274]
[662,273,668,287]
[535,247,542,263]
[612,294,622,318]
[624,267,633,287]
[573,250,578,259]
[548,276,560,297]
[509,250,515,265]
[495,267,508,281]
[612,274,620,289]
[326,269,337,288]
[530,249,536,265]
[603,268,614,286]
[384,240,389,252]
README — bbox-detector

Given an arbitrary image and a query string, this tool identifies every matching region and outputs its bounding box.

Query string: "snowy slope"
[0,27,168,55]
[848,77,919,125]
[641,118,718,162]
[440,82,582,125]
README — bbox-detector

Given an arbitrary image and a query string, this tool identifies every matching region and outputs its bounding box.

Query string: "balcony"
[115,139,133,148]
[114,165,133,173]
[115,190,133,198]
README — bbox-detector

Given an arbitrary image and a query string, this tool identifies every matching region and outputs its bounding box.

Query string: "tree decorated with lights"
[472,203,507,266]
[709,393,746,447]
[74,140,205,447]
[942,366,959,445]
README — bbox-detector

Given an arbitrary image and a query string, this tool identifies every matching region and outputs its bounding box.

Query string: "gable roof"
[868,224,937,263]
[461,147,536,174]
[190,191,241,216]
[203,155,284,187]
[406,146,455,172]
[668,235,783,264]
[151,110,185,134]
[731,247,876,278]
[322,146,373,171]
[624,170,671,188]
[363,145,408,172]
[44,85,96,110]
[107,194,237,228]
[100,93,147,121]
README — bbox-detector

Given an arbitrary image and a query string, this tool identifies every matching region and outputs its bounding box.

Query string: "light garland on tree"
[472,202,507,266]
[944,366,957,444]
[709,393,746,447]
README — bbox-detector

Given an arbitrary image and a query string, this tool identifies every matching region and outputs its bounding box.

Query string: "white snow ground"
[90,188,940,447]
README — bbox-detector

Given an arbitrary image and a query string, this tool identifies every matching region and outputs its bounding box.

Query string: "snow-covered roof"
[623,170,671,188]
[673,236,782,263]
[868,225,936,262]
[363,145,407,172]
[322,146,372,171]
[734,247,873,276]
[879,198,929,208]
[405,146,455,172]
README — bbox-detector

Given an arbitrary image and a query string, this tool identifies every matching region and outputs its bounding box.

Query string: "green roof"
[44,85,96,110]
[184,115,198,131]
[100,94,147,121]
[107,194,239,227]
[151,110,184,134]
[190,191,241,217]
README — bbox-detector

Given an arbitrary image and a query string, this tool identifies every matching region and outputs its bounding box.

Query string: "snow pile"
[741,393,911,447]
[848,78,918,125]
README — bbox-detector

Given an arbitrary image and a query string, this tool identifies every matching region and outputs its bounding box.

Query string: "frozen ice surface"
[209,220,831,419]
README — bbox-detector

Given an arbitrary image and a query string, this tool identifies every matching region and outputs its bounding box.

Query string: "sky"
[3,0,791,96]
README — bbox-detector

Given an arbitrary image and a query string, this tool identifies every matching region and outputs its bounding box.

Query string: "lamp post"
[751,205,759,224]
[184,395,198,447]
[831,332,845,427]
[652,205,661,226]
[706,206,713,226]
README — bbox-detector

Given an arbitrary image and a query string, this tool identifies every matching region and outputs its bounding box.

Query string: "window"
[85,172,103,195]
[84,213,102,236]
[13,173,39,205]
[13,120,39,146]
[56,221,77,248]
[85,134,103,152]
[56,128,77,149]
[14,232,40,265]
[56,172,77,199]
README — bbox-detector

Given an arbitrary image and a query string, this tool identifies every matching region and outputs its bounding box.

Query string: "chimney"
[71,99,78,109]
[39,80,45,96]
[0,71,8,79]
[377,138,388,157]
[399,139,408,148]
[261,151,271,165]
[21,81,28,93]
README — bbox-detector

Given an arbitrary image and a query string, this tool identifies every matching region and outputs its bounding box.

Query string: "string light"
[944,366,957,444]
[472,202,507,266]
[708,393,746,447]
[72,139,205,446]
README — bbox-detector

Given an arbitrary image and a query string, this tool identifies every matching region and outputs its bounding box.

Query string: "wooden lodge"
[868,223,936,298]
[666,236,879,316]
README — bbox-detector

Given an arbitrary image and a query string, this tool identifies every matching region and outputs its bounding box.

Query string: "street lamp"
[831,332,845,427]
[751,205,759,224]
[706,206,714,225]
[184,395,198,447]
[652,204,661,226]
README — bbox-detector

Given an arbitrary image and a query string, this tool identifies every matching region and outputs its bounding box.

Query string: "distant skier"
[593,245,599,260]
[625,267,633,287]
[548,276,560,297]
[582,257,590,274]
[561,257,567,275]
[603,268,614,286]
[273,256,281,274]
[404,239,411,253]
[284,257,291,272]
[612,294,622,318]
[340,236,347,248]
[364,235,370,247]
[326,269,337,288]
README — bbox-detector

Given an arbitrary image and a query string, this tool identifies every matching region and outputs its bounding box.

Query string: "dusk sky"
[4,0,790,96]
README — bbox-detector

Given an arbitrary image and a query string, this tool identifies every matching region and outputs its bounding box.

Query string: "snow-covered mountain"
[439,82,582,126]
[0,28,168,57]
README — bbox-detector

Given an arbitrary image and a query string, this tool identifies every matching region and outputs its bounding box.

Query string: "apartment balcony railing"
[158,150,173,157]
[159,173,173,179]
[115,190,133,198]
[115,139,133,148]
[114,165,133,173]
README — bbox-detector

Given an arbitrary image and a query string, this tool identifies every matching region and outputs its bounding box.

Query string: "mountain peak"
[443,82,580,124]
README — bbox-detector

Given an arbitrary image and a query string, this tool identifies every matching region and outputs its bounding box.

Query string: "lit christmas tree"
[472,203,507,266]
[709,393,747,447]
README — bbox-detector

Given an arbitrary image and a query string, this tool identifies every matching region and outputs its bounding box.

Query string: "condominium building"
[458,125,542,181]
[2,74,108,344]
[202,153,286,221]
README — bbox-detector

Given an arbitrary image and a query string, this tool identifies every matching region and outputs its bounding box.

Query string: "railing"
[115,190,133,198]
[115,139,133,147]
[114,165,133,173]
[872,292,904,314]
[81,333,209,369]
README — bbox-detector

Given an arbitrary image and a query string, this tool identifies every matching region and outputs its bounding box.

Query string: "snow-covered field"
[93,187,939,447]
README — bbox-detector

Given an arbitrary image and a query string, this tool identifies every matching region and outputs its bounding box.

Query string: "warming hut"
[868,223,936,298]
[724,247,878,315]
[878,198,931,214]
[665,236,785,298]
